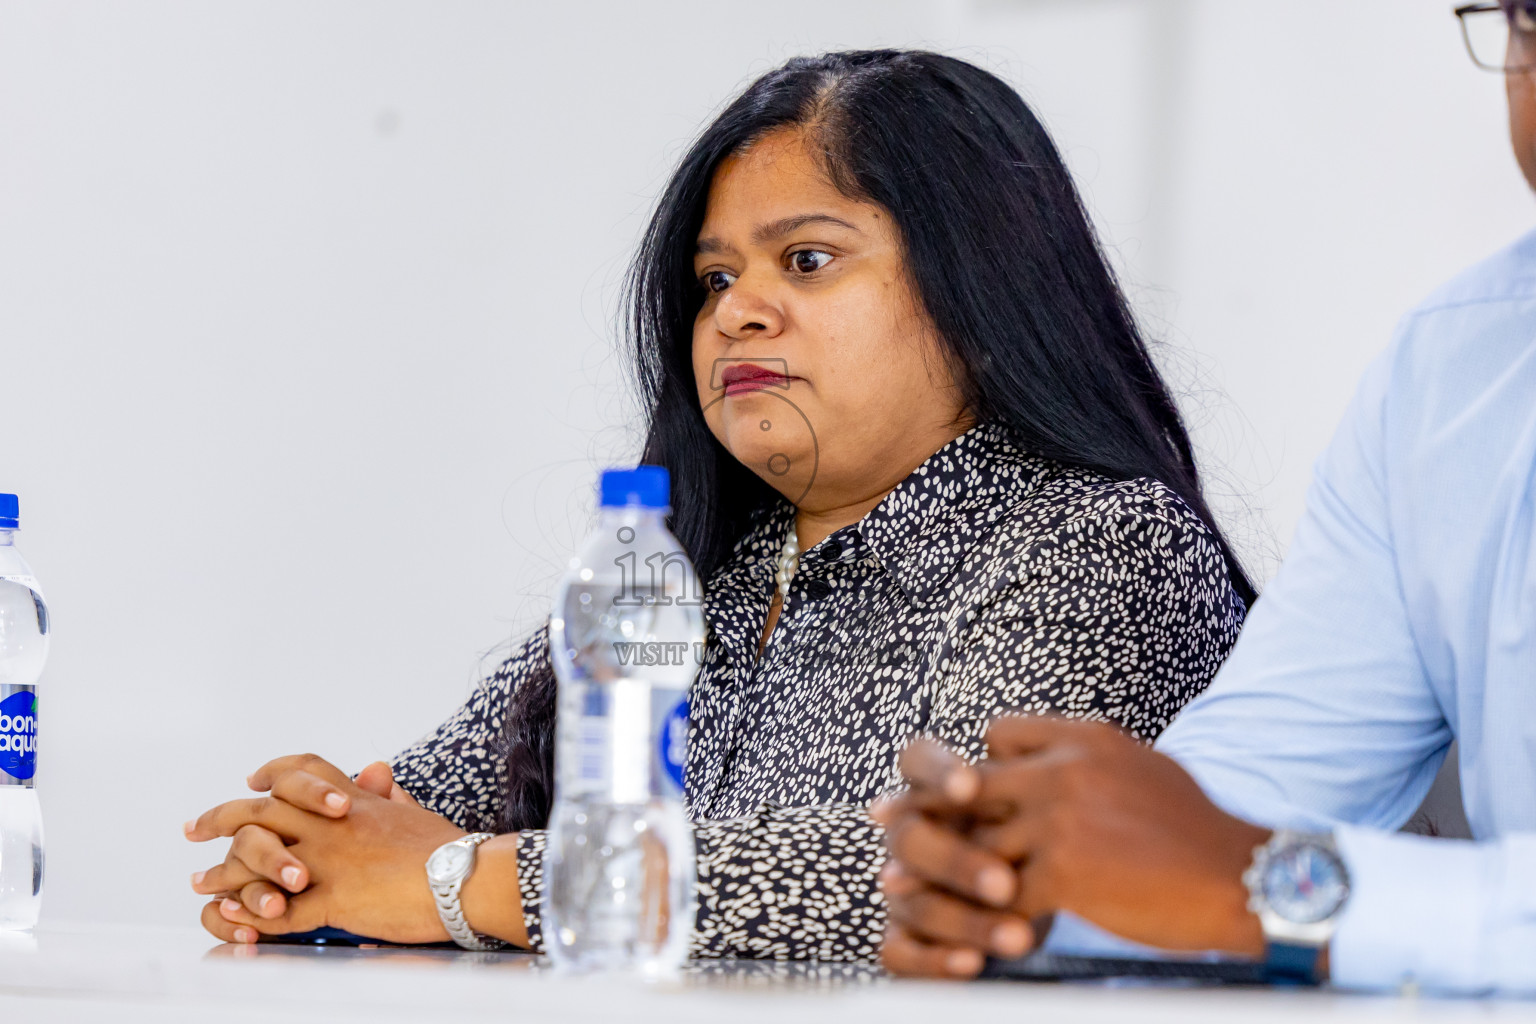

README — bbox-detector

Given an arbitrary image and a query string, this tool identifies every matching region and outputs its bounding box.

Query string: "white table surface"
[0,925,1532,1024]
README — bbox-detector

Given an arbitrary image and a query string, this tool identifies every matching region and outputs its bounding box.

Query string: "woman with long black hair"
[186,49,1254,962]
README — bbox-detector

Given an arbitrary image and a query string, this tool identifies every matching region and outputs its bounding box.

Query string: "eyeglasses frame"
[1456,1,1536,72]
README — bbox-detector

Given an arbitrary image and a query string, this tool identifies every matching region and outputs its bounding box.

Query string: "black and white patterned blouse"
[390,422,1246,962]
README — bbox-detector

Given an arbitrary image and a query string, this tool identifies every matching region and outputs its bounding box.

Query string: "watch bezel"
[1261,844,1349,924]
[426,839,474,886]
[1243,829,1351,947]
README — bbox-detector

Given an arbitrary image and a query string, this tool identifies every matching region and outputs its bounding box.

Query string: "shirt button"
[805,580,833,601]
[823,539,843,560]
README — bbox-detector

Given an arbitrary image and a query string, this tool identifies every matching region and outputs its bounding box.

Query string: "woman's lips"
[724,376,790,395]
[721,363,795,396]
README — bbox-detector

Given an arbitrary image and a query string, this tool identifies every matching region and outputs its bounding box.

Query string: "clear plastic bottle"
[543,466,704,977]
[0,493,47,930]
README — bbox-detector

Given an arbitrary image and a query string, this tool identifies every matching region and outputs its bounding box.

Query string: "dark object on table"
[264,927,456,948]
[980,952,1268,985]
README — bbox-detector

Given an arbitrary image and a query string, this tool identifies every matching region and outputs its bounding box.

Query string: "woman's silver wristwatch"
[426,832,512,951]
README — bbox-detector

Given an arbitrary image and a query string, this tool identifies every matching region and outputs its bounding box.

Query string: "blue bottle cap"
[0,493,16,530]
[599,467,670,509]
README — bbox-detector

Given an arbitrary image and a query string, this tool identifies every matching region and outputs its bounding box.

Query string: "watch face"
[1261,841,1350,925]
[427,842,472,884]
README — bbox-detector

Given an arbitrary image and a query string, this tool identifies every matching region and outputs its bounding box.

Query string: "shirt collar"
[706,422,1045,606]
[855,422,1044,604]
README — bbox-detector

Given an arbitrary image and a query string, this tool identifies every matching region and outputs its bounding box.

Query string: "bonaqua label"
[0,686,37,784]
[659,696,687,793]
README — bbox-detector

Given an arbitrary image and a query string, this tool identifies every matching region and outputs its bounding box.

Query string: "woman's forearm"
[459,833,531,948]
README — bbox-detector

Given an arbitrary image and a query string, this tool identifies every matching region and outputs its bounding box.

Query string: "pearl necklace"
[775,526,800,602]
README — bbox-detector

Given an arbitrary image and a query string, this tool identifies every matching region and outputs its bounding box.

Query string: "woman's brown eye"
[791,250,832,274]
[702,270,735,293]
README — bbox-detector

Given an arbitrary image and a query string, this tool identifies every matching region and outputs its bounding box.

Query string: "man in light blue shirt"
[1151,227,1536,992]
[874,1,1536,996]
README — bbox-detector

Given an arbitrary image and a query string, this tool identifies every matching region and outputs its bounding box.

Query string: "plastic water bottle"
[0,494,47,930]
[544,466,704,976]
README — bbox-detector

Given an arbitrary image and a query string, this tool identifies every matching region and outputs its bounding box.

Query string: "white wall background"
[0,0,1526,928]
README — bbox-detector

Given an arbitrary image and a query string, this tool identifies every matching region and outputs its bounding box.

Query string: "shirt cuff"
[1330,824,1490,993]
[1040,911,1239,963]
[1041,911,1175,957]
[515,828,547,953]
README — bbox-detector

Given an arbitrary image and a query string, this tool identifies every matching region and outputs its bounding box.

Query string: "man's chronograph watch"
[1242,829,1352,985]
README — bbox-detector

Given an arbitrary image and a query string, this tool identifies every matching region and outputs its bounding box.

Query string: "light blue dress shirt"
[1153,229,1536,995]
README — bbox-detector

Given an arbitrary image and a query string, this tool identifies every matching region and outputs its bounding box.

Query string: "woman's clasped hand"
[185,756,480,946]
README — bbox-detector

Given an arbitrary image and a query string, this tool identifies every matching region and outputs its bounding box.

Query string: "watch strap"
[430,832,511,951]
[1263,941,1323,986]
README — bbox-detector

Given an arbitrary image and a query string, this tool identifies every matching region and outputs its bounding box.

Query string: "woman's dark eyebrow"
[753,213,861,244]
[696,213,862,255]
